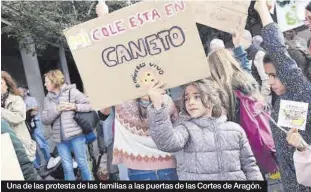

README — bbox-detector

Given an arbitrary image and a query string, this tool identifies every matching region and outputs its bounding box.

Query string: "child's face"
[184,85,212,118]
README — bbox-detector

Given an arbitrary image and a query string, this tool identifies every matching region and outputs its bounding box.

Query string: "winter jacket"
[1,93,36,161]
[42,84,92,143]
[1,120,37,180]
[246,44,265,85]
[246,44,271,104]
[234,46,251,73]
[286,42,311,82]
[262,23,311,192]
[147,106,263,180]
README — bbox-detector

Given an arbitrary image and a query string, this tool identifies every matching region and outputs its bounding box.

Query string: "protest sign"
[1,133,24,180]
[64,1,209,108]
[277,100,309,130]
[276,0,309,32]
[191,0,251,34]
[64,1,252,108]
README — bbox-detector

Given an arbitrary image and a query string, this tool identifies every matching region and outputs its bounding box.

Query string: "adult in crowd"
[97,107,123,180]
[305,2,311,31]
[284,30,308,50]
[41,69,93,180]
[1,120,38,180]
[252,35,263,46]
[18,87,60,171]
[1,71,36,162]
[284,30,311,82]
[255,0,311,191]
[241,30,271,104]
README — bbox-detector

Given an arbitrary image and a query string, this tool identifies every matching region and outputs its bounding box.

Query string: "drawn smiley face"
[139,71,156,85]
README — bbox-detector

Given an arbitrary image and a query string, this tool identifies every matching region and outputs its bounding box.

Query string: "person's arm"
[238,125,263,180]
[41,97,61,125]
[254,51,271,102]
[234,46,252,73]
[71,88,92,112]
[98,107,111,121]
[147,105,189,152]
[287,128,310,151]
[29,97,39,116]
[256,1,311,96]
[1,97,26,125]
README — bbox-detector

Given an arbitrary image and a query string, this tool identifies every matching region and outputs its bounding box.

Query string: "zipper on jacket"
[212,121,223,179]
[60,112,63,141]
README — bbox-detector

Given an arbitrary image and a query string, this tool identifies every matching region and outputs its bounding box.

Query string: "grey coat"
[147,106,263,180]
[42,84,92,143]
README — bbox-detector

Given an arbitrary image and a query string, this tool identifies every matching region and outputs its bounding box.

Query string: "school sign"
[64,1,250,108]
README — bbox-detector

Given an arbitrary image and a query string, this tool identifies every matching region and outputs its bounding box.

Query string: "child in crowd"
[147,79,263,180]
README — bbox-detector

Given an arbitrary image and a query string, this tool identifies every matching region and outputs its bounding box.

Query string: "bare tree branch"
[87,2,96,16]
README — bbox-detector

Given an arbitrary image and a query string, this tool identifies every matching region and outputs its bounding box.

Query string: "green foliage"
[1,1,140,54]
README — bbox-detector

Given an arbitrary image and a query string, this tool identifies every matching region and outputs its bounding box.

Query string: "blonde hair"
[44,69,65,88]
[181,78,225,118]
[1,71,22,96]
[207,48,262,121]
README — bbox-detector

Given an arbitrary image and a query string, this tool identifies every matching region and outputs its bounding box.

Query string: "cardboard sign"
[276,1,309,32]
[1,133,24,180]
[64,1,210,108]
[191,0,251,33]
[278,100,309,130]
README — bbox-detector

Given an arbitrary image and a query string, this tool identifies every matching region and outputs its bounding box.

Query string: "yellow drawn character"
[140,71,155,85]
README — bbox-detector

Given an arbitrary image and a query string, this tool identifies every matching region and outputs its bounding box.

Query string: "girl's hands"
[148,80,166,110]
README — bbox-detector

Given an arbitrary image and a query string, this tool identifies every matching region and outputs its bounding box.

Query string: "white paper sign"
[277,100,309,130]
[1,133,24,180]
[276,1,309,32]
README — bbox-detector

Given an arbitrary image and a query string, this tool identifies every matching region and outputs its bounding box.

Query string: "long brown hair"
[1,71,22,96]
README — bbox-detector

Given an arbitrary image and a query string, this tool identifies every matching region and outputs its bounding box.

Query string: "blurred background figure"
[304,2,311,31]
[18,87,60,172]
[252,35,263,46]
[1,71,36,163]
[209,38,225,53]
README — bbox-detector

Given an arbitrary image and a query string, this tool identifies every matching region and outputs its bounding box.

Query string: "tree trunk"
[19,35,45,110]
[19,34,49,136]
[59,46,71,84]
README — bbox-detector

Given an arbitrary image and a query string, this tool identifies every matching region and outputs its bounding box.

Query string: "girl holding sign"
[147,79,262,180]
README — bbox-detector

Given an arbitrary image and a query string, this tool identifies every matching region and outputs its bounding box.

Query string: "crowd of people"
[1,1,311,192]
